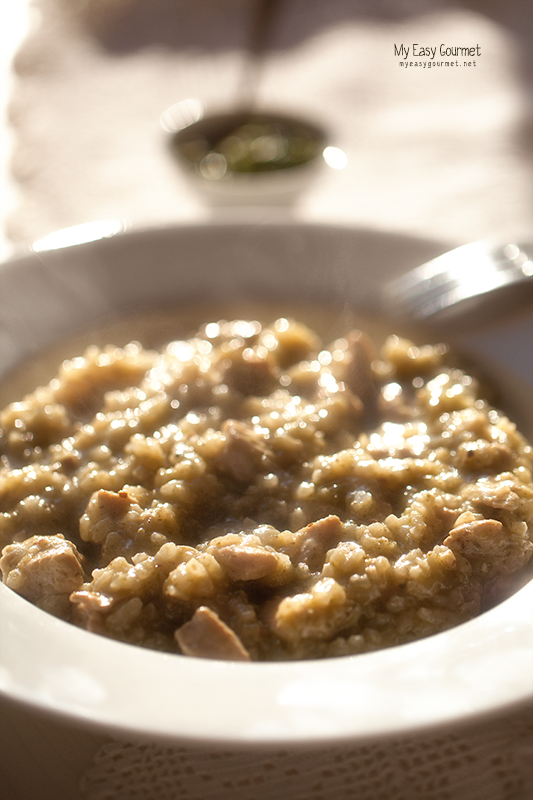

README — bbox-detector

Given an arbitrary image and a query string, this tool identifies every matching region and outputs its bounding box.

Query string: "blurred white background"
[0,1,29,261]
[1,2,531,258]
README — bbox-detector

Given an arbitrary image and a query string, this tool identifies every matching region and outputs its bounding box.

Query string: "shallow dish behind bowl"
[0,222,532,799]
[166,107,338,206]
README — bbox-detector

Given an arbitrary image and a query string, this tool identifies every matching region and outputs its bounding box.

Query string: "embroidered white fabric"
[80,709,533,800]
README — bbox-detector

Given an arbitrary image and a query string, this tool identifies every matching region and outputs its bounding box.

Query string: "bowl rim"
[0,219,532,747]
[1,578,532,747]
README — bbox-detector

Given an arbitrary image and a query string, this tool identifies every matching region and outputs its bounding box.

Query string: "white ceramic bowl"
[163,102,344,206]
[0,222,532,785]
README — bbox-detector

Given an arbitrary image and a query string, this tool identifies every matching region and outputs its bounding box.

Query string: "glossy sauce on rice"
[0,309,532,661]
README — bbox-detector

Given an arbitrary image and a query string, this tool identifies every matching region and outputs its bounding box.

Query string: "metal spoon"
[239,0,285,110]
[383,240,533,325]
[161,0,286,136]
[161,0,340,184]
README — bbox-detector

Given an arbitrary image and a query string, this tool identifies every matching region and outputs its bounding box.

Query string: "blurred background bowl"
[163,101,345,206]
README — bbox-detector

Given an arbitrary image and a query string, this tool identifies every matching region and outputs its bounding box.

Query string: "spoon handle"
[384,241,533,322]
[239,0,285,108]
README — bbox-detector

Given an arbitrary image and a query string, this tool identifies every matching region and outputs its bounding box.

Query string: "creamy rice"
[0,314,532,661]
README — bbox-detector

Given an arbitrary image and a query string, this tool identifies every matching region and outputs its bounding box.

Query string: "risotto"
[0,316,532,661]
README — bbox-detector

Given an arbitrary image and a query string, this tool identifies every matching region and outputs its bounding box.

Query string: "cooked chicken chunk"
[0,534,85,616]
[175,606,251,661]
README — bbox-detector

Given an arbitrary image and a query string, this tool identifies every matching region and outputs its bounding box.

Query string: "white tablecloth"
[4,0,533,253]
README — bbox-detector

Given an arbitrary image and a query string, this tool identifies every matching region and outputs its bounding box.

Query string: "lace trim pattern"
[81,708,533,800]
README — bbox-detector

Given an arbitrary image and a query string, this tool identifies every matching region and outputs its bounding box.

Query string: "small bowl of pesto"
[164,101,342,205]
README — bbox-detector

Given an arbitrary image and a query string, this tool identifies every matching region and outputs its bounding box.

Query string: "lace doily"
[81,708,533,800]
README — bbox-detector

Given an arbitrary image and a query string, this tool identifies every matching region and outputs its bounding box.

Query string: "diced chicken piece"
[215,419,272,484]
[175,605,251,661]
[293,515,344,571]
[213,541,291,583]
[0,534,85,614]
[70,589,113,633]
[343,330,379,406]
[444,517,533,574]
[222,347,276,396]
[444,517,504,556]
[94,488,132,517]
[216,322,285,396]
